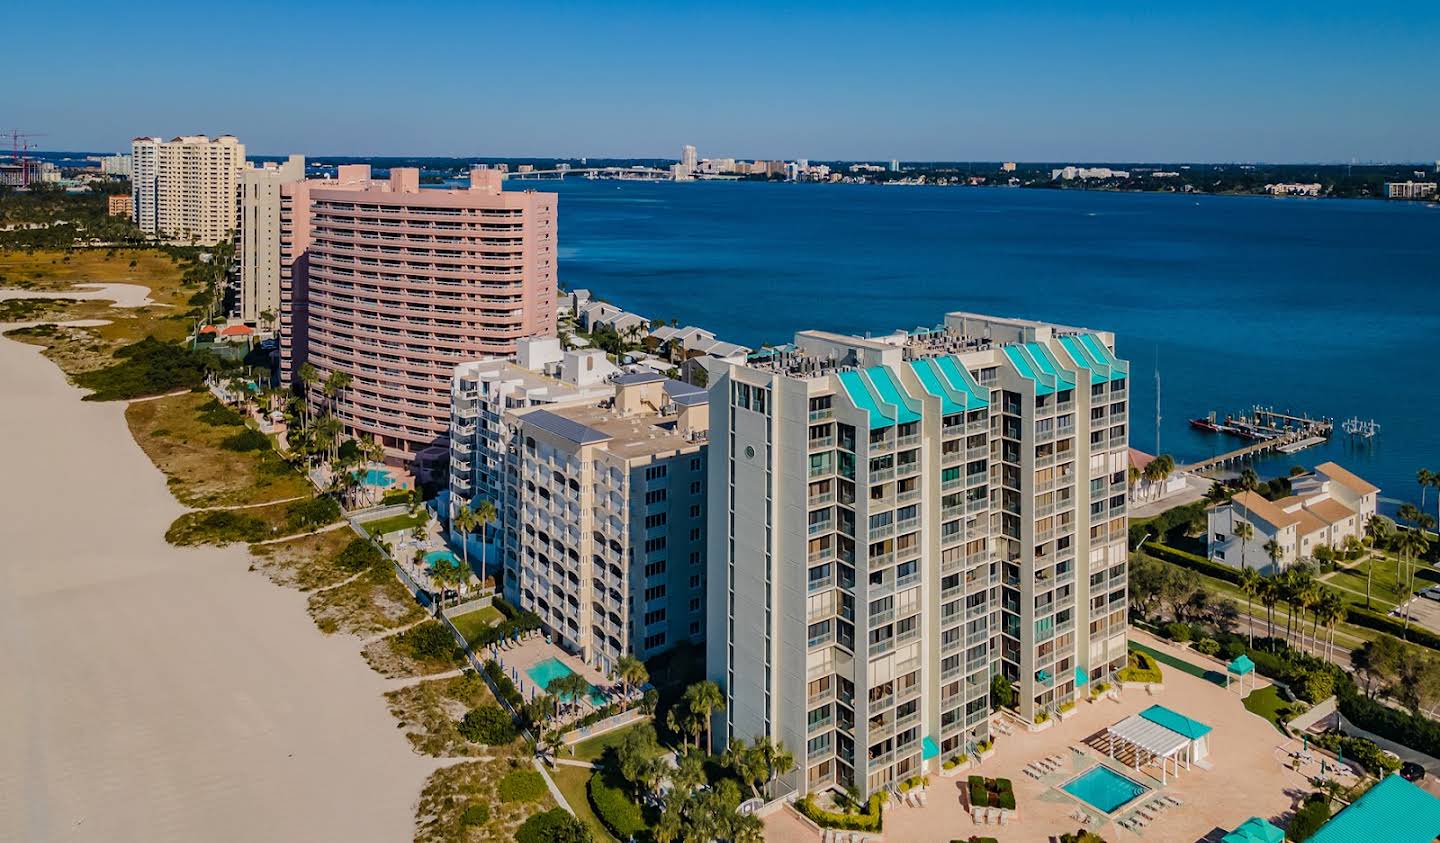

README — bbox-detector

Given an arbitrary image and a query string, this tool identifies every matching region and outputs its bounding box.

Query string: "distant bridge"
[502,166,674,181]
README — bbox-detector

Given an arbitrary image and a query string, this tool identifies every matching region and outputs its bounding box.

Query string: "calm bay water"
[529,179,1438,510]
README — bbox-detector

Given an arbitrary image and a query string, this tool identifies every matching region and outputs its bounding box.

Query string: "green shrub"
[221,428,269,451]
[165,510,267,545]
[968,775,988,808]
[284,496,340,532]
[457,704,516,745]
[1301,671,1335,703]
[1311,731,1400,776]
[459,803,490,826]
[795,793,884,832]
[1164,622,1192,643]
[483,659,525,709]
[1336,693,1440,763]
[335,538,386,573]
[1288,792,1331,841]
[588,769,647,837]
[515,808,591,843]
[74,337,216,401]
[1196,638,1221,657]
[1117,650,1163,684]
[396,623,462,663]
[497,768,546,803]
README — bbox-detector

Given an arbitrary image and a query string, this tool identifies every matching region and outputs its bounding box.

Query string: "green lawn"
[1243,686,1291,733]
[549,763,617,843]
[565,720,650,764]
[1322,553,1439,613]
[363,511,428,537]
[450,605,503,645]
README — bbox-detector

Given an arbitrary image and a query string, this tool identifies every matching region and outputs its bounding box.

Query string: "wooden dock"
[1178,428,1324,475]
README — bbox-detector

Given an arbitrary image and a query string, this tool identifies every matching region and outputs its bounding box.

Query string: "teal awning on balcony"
[1075,665,1090,686]
[922,735,939,760]
[1036,669,1053,685]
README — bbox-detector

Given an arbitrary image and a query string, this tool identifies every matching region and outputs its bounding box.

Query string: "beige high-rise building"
[131,135,246,245]
[706,312,1130,799]
[238,155,305,326]
[502,374,711,675]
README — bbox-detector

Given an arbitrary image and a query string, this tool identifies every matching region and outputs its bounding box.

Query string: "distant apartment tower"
[1001,162,1017,173]
[449,336,617,518]
[280,165,557,479]
[106,194,133,218]
[130,135,245,245]
[502,374,710,675]
[890,159,901,172]
[1384,181,1437,200]
[99,154,132,177]
[707,313,1129,798]
[682,144,698,170]
[238,155,305,327]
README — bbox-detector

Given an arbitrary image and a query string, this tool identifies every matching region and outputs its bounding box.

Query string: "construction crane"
[2,129,47,188]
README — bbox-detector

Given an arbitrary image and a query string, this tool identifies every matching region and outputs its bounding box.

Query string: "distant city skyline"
[6,0,1439,163]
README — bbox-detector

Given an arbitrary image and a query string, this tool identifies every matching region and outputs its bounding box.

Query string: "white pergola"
[1103,714,1193,784]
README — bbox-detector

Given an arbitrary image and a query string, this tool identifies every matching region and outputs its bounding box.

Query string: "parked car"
[1401,761,1427,782]
[1422,587,1440,601]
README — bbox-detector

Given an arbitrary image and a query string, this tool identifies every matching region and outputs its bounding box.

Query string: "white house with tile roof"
[1208,462,1379,572]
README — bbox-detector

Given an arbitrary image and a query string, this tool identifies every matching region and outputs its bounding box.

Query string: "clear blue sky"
[5,0,1437,162]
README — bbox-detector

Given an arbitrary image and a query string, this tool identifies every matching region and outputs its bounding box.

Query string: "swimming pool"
[423,550,461,571]
[360,468,394,487]
[525,657,606,705]
[1062,765,1151,814]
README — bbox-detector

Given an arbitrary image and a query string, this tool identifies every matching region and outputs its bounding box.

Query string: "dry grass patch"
[414,758,557,843]
[311,567,427,637]
[0,297,87,323]
[248,528,360,591]
[384,671,520,758]
[126,392,312,507]
[362,619,467,678]
[2,248,196,373]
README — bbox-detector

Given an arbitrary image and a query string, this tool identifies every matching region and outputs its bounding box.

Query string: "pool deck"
[765,631,1317,842]
[485,633,615,709]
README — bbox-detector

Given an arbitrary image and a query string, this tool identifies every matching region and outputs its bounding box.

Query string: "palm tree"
[323,369,352,417]
[1421,469,1435,513]
[1238,467,1259,494]
[1316,590,1346,662]
[1258,576,1281,645]
[1127,464,1142,499]
[1233,521,1255,571]
[1263,537,1283,575]
[297,362,320,431]
[474,498,497,588]
[1239,567,1261,647]
[547,673,592,717]
[452,505,478,584]
[259,308,276,337]
[683,680,726,755]
[617,654,649,698]
[1142,459,1165,501]
[1295,579,1319,653]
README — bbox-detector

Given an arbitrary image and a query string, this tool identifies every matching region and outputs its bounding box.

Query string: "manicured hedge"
[588,769,647,838]
[515,808,590,843]
[1345,607,1440,653]
[968,775,988,808]
[795,793,884,832]
[1147,542,1243,585]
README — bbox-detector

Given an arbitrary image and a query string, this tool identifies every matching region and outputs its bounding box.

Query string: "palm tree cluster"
[666,680,726,753]
[452,500,498,591]
[1236,564,1350,660]
[1138,454,1177,500]
[281,363,387,509]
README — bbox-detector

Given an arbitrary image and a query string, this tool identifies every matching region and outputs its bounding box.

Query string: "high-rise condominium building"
[131,135,245,245]
[280,165,557,479]
[706,312,1129,798]
[502,374,710,675]
[449,336,617,519]
[238,155,305,327]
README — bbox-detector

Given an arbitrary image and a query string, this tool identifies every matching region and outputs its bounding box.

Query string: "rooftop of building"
[515,378,708,461]
[1313,461,1381,496]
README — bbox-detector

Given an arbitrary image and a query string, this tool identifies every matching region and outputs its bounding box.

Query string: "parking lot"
[1393,588,1440,635]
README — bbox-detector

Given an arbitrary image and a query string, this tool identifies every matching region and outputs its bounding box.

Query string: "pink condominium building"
[280,165,557,478]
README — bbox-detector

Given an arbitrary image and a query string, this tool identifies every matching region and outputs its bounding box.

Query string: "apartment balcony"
[809,435,835,450]
[897,486,922,504]
[941,450,965,467]
[895,461,920,478]
[869,468,896,483]
[809,407,833,422]
[967,420,988,435]
[808,490,836,508]
[896,433,921,449]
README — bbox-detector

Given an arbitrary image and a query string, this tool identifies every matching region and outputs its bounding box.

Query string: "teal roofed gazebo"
[1221,817,1284,843]
[1228,654,1257,693]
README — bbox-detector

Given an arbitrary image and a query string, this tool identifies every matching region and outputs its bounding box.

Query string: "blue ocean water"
[531,179,1439,509]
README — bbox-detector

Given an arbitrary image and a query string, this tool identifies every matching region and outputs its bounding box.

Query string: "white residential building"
[1384,181,1437,200]
[682,144,698,170]
[707,312,1130,798]
[238,155,305,326]
[98,154,132,177]
[131,135,246,245]
[503,374,711,675]
[1208,462,1379,572]
[449,336,617,520]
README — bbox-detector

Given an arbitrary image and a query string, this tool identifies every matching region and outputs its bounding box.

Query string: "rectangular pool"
[525,657,606,706]
[1061,765,1151,814]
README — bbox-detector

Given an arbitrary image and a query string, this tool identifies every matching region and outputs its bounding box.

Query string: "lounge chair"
[998,810,1009,826]
[917,790,927,806]
[1166,794,1184,806]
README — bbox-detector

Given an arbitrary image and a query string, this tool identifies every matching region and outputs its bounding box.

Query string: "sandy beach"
[0,330,437,842]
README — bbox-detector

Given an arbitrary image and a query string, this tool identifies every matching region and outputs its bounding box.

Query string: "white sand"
[0,282,159,308]
[0,333,439,842]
